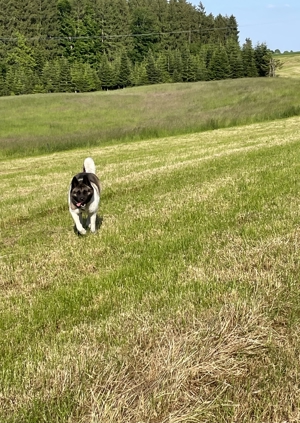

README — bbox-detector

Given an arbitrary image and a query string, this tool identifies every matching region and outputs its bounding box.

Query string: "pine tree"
[0,0,270,95]
[170,49,183,82]
[57,0,75,59]
[228,15,239,43]
[254,42,271,77]
[156,52,171,83]
[148,0,169,51]
[95,0,133,61]
[5,32,36,70]
[35,0,61,60]
[99,53,115,89]
[71,62,100,92]
[117,50,132,88]
[129,5,160,62]
[146,50,161,84]
[208,44,230,80]
[226,37,243,79]
[74,2,99,65]
[181,46,196,82]
[193,53,207,81]
[42,60,61,92]
[130,60,148,86]
[167,0,192,50]
[242,38,258,77]
[59,57,72,92]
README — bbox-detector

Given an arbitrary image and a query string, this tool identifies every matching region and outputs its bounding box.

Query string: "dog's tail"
[83,157,96,174]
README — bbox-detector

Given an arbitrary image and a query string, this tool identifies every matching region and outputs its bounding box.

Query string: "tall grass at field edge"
[1,77,300,159]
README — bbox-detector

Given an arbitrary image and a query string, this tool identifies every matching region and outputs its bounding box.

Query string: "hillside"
[277,52,300,78]
[1,76,300,159]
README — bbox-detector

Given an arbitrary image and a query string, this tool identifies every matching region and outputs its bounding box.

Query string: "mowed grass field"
[1,70,300,422]
[1,116,300,422]
[277,52,300,78]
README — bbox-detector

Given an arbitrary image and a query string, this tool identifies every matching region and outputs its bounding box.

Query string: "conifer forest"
[0,0,272,96]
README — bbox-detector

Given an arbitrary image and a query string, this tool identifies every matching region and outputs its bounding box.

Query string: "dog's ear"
[71,176,79,189]
[82,174,92,188]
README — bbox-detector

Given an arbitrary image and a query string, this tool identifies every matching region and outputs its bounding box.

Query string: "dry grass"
[277,53,300,78]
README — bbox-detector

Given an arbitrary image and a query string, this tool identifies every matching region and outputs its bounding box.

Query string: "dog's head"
[70,174,94,209]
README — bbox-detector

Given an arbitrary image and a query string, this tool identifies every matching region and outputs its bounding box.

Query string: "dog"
[68,157,100,235]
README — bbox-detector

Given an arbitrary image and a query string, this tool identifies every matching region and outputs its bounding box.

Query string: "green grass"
[1,76,300,158]
[1,114,300,422]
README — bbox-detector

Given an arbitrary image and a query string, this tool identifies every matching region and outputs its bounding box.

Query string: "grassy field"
[1,103,300,422]
[277,52,300,78]
[1,76,300,159]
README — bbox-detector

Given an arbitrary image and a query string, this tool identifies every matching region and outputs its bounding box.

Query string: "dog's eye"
[83,189,87,195]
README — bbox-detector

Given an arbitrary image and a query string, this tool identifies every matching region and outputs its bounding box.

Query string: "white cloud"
[267,3,290,7]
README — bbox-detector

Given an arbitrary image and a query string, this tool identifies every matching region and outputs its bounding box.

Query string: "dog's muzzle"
[76,202,86,209]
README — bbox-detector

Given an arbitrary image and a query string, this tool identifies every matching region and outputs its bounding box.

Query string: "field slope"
[277,52,300,78]
[1,115,300,422]
[1,76,300,159]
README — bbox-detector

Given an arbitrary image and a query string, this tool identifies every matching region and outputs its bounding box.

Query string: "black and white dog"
[68,157,100,235]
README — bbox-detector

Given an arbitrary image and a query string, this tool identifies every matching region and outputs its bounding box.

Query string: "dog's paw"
[78,228,87,235]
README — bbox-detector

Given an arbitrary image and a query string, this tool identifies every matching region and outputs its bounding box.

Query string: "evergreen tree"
[0,0,271,95]
[254,42,271,77]
[167,0,195,50]
[226,37,243,78]
[73,2,99,65]
[213,14,239,45]
[202,43,215,70]
[71,61,100,92]
[148,0,169,51]
[3,32,38,94]
[228,15,239,43]
[213,14,228,45]
[5,32,36,70]
[99,53,115,89]
[34,0,61,60]
[129,5,160,62]
[130,60,148,86]
[57,0,75,59]
[146,50,161,84]
[117,50,132,88]
[0,75,6,96]
[94,0,133,61]
[59,57,72,92]
[170,49,183,82]
[205,13,217,45]
[156,52,171,83]
[181,46,196,82]
[242,38,258,77]
[71,61,83,91]
[42,60,61,92]
[208,44,230,80]
[193,52,207,81]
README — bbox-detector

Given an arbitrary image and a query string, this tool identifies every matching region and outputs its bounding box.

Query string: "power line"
[0,26,239,43]
[0,17,297,43]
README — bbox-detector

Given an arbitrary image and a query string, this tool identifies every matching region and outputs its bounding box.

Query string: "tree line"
[0,0,275,96]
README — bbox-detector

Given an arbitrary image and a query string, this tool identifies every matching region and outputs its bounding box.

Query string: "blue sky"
[189,1,300,52]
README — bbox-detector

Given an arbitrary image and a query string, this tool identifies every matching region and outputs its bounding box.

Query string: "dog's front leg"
[70,209,86,235]
[89,212,97,233]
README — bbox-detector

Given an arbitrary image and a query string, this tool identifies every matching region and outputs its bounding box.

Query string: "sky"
[189,1,300,52]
